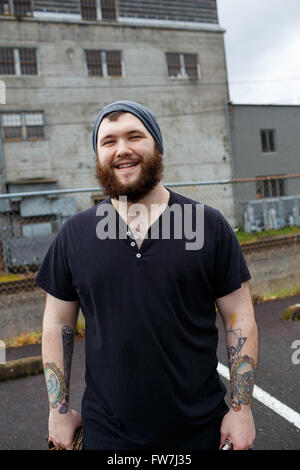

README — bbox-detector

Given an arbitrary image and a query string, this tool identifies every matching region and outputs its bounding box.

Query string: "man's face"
[96,113,163,202]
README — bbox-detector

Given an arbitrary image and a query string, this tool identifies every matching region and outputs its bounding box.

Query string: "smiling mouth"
[115,162,139,170]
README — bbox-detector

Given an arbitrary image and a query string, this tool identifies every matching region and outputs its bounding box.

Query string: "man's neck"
[111,183,169,217]
[111,183,170,245]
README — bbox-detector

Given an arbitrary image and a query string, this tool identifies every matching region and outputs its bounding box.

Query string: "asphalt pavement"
[0,295,299,450]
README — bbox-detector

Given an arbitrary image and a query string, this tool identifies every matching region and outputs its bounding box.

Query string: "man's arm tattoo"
[44,325,75,414]
[226,328,256,412]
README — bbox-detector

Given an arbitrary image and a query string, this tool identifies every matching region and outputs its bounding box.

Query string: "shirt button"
[131,241,135,247]
[126,231,131,236]
[136,253,141,258]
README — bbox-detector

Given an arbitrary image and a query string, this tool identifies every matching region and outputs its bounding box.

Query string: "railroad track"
[241,233,300,254]
[0,277,37,295]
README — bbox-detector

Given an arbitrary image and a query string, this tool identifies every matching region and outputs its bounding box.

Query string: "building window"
[166,53,181,78]
[260,129,276,153]
[0,48,15,74]
[80,0,97,20]
[256,176,285,199]
[106,51,122,76]
[101,0,117,20]
[85,50,103,76]
[2,113,22,140]
[86,50,122,77]
[166,52,199,79]
[19,48,37,75]
[24,113,44,139]
[0,0,32,16]
[1,112,45,142]
[184,54,198,79]
[81,0,117,21]
[0,47,38,75]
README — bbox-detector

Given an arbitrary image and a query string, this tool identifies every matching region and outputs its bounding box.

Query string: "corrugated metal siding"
[32,0,218,23]
[118,0,218,23]
[33,0,80,14]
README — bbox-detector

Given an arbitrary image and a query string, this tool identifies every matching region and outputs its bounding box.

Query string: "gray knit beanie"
[92,100,164,155]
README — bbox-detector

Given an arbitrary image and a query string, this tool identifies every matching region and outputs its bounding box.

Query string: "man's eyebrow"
[99,129,146,144]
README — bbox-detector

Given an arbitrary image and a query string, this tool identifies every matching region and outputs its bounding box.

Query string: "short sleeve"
[35,224,78,302]
[214,211,251,298]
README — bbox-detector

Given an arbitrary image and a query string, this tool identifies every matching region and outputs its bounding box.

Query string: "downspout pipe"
[0,124,7,193]
[224,101,239,228]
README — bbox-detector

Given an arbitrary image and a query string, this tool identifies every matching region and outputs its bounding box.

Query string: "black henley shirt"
[35,189,251,448]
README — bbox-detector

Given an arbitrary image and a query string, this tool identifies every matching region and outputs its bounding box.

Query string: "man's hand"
[48,408,82,450]
[219,408,255,450]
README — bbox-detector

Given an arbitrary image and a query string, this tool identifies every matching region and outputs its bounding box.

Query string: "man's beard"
[96,149,164,203]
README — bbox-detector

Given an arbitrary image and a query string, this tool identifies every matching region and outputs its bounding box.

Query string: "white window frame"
[0,47,38,76]
[1,111,45,141]
[80,0,117,21]
[166,52,200,80]
[85,49,123,78]
[0,0,33,16]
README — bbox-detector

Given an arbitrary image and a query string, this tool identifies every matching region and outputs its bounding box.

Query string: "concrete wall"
[0,15,230,188]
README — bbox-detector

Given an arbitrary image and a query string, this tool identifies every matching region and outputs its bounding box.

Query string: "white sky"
[217,0,300,104]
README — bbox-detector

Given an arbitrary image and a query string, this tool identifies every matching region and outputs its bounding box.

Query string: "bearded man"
[36,101,258,451]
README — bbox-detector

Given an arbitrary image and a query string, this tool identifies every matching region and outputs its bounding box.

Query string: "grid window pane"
[256,176,285,199]
[86,50,103,76]
[184,53,198,79]
[3,113,22,140]
[166,53,181,77]
[26,125,44,139]
[256,180,263,199]
[25,112,43,126]
[263,179,270,198]
[13,0,31,15]
[279,178,285,196]
[101,0,117,20]
[0,48,15,75]
[106,51,122,76]
[81,0,97,20]
[3,126,22,140]
[3,113,21,126]
[0,1,10,14]
[271,179,278,197]
[19,48,37,75]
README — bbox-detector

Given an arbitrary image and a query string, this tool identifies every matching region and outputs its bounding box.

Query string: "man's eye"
[103,140,114,145]
[130,135,141,140]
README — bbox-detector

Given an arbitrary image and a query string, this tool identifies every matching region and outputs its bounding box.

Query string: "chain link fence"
[0,175,299,340]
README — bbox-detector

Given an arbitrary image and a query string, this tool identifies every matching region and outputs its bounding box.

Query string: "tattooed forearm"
[44,325,75,414]
[226,328,256,412]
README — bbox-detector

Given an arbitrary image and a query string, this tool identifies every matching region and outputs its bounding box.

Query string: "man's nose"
[115,139,132,158]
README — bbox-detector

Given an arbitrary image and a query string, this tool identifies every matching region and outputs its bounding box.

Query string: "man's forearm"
[42,323,75,414]
[225,318,258,412]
